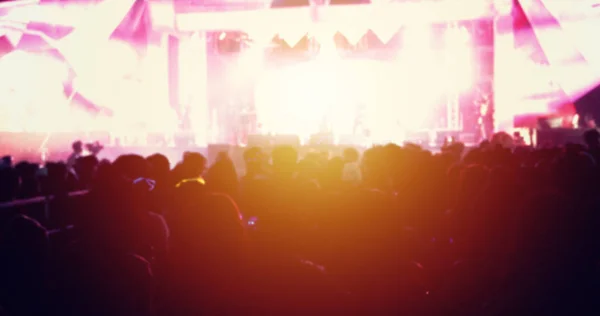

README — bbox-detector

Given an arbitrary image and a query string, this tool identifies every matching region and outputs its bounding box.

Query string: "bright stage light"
[443,26,473,92]
[389,60,441,132]
[74,40,141,110]
[255,59,373,138]
[236,45,265,80]
[93,40,139,78]
[403,25,432,49]
[255,58,446,141]
[443,49,473,92]
[0,50,69,86]
[279,62,338,137]
[0,50,72,132]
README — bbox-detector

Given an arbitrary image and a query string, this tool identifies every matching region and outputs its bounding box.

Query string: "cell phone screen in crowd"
[247,217,258,227]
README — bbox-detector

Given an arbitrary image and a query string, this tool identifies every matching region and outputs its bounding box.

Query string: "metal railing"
[0,190,88,210]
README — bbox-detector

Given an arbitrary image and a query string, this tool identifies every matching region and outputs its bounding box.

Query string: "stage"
[0,128,483,171]
[0,0,586,161]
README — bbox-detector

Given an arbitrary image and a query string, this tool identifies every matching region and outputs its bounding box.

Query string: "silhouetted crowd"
[2,130,600,315]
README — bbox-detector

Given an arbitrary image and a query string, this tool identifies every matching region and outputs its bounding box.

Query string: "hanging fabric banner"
[111,0,152,56]
[340,24,368,46]
[370,23,399,44]
[369,6,400,44]
[0,35,13,58]
[4,30,23,47]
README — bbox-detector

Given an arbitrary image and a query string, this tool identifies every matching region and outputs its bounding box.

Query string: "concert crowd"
[1,130,600,315]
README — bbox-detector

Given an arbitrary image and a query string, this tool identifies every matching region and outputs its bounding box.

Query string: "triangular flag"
[370,23,400,44]
[340,25,368,46]
[2,23,74,52]
[0,36,13,58]
[277,26,308,48]
[271,0,311,8]
[369,6,401,44]
[111,0,151,56]
[4,30,23,47]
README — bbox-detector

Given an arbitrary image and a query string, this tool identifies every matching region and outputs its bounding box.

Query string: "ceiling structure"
[1,0,600,103]
[518,0,600,104]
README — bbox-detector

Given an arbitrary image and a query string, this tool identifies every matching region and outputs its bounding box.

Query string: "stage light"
[0,50,73,132]
[236,45,265,81]
[71,39,140,110]
[442,25,473,93]
[316,36,339,62]
[86,39,139,79]
[255,59,380,139]
[444,51,473,92]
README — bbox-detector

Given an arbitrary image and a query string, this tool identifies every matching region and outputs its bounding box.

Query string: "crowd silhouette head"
[0,130,600,315]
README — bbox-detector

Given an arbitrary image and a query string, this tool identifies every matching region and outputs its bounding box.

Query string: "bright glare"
[404,25,432,49]
[255,62,338,139]
[443,26,473,92]
[94,40,139,78]
[75,41,142,112]
[0,51,70,132]
[0,50,69,85]
[254,58,450,141]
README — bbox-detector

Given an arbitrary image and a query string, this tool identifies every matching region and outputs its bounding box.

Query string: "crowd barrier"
[0,190,88,229]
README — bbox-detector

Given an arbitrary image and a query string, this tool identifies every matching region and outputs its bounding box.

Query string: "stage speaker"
[273,134,301,147]
[207,144,231,166]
